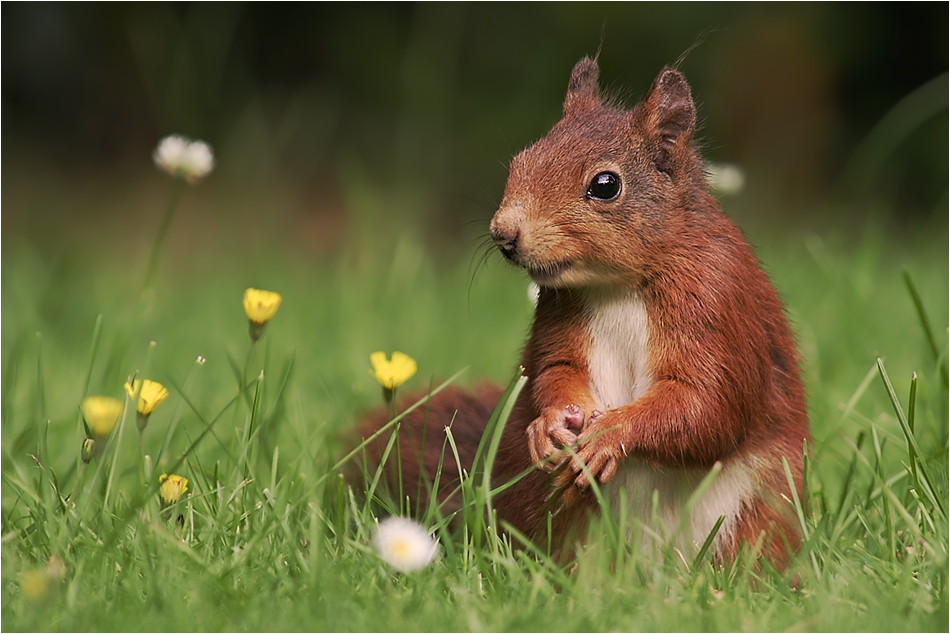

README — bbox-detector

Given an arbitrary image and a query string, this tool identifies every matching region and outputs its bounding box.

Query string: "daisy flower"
[373,517,439,573]
[153,134,215,183]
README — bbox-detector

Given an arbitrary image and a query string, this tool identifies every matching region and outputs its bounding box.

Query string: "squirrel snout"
[490,225,520,260]
[491,204,526,261]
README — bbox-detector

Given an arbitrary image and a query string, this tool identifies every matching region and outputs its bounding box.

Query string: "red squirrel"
[358,57,809,568]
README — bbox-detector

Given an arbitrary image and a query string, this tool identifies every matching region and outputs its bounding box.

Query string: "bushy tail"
[352,384,504,516]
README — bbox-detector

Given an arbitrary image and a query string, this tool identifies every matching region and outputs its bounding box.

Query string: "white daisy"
[153,134,215,183]
[181,140,215,183]
[373,517,439,573]
[153,135,189,174]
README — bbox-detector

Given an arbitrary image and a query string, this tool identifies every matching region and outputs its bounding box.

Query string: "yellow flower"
[20,556,66,601]
[243,288,282,341]
[370,351,418,390]
[80,396,124,437]
[21,568,49,601]
[159,474,189,506]
[243,288,282,324]
[124,379,169,416]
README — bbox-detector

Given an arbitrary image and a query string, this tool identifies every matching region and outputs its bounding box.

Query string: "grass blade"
[783,456,820,577]
[902,269,948,383]
[692,514,725,570]
[327,369,467,479]
[876,358,945,517]
[470,366,527,493]
[907,372,920,494]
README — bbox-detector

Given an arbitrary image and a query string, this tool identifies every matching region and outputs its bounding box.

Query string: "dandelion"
[80,396,124,437]
[370,352,417,390]
[153,134,215,183]
[370,351,418,403]
[243,288,283,341]
[124,379,169,415]
[373,517,439,573]
[124,379,169,430]
[158,473,189,507]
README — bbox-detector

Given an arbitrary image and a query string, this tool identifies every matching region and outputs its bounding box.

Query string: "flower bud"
[81,438,96,464]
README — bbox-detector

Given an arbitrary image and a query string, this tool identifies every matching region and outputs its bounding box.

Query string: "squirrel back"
[355,58,809,568]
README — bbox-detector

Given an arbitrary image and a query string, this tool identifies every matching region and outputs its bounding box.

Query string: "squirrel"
[356,57,809,569]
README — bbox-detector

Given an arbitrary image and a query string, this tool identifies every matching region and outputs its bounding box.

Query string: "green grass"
[2,175,947,632]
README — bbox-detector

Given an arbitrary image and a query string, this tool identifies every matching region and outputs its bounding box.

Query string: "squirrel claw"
[568,439,621,490]
[550,412,623,491]
[526,405,582,469]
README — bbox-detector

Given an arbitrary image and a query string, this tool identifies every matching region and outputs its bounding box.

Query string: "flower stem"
[142,179,186,293]
[388,387,398,420]
[102,401,132,515]
[241,339,257,407]
[155,358,203,468]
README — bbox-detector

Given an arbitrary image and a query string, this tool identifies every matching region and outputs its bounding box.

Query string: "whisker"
[466,239,503,314]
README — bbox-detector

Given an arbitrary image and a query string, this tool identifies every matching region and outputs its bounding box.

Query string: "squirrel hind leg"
[719,496,802,572]
[350,383,504,516]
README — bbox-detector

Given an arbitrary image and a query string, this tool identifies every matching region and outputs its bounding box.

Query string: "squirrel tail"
[351,384,504,516]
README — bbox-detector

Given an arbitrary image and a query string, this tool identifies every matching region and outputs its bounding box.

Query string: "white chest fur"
[584,291,753,553]
[586,291,652,411]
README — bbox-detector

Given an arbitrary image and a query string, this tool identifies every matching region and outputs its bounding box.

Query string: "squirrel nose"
[491,226,520,260]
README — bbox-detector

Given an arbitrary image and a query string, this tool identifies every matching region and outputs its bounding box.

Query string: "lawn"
[2,159,947,632]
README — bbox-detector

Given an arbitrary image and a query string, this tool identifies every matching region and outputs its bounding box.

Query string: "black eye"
[586,171,621,201]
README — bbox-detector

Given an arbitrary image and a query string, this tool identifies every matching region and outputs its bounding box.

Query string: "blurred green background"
[3,2,947,262]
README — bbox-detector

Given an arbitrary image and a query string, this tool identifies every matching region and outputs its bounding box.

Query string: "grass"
[1,167,947,632]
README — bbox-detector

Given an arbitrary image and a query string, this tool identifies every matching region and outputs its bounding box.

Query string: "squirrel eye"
[586,171,621,201]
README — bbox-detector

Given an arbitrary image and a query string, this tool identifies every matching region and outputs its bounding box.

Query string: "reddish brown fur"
[356,384,502,516]
[354,57,809,568]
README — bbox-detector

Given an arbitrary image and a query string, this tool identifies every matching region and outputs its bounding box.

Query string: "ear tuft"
[563,57,601,116]
[642,68,696,172]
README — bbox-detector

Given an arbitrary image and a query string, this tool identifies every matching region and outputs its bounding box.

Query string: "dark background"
[3,2,947,258]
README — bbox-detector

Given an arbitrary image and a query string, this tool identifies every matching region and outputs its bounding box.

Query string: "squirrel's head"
[490,57,707,289]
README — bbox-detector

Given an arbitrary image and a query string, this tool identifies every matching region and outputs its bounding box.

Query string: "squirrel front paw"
[555,409,625,490]
[526,405,584,470]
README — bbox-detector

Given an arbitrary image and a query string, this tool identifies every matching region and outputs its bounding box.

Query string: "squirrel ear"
[640,69,696,172]
[563,57,601,116]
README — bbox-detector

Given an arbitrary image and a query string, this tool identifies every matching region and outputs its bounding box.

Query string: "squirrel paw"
[555,410,624,490]
[526,405,583,470]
